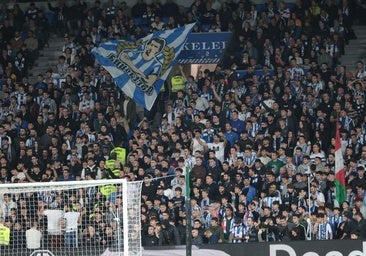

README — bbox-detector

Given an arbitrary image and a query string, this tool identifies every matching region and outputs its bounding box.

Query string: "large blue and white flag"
[92,23,195,110]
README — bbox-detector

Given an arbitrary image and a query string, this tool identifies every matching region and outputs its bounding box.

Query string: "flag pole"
[307,167,312,240]
[185,168,192,256]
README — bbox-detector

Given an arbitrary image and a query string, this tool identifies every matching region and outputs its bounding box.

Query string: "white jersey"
[64,211,80,232]
[192,137,206,154]
[26,228,42,249]
[44,209,63,235]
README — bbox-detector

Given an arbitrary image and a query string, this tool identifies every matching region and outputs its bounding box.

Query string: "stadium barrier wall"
[201,239,366,256]
[4,239,364,256]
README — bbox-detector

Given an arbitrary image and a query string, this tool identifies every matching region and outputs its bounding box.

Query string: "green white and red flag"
[335,121,346,205]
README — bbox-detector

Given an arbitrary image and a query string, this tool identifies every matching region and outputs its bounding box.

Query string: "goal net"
[0,179,143,256]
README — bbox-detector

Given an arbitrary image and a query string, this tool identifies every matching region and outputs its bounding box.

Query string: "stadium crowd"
[0,0,366,251]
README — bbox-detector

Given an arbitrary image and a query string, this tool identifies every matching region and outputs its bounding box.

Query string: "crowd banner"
[178,32,232,64]
[92,23,195,110]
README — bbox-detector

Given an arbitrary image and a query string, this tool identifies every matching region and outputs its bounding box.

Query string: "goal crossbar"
[0,179,131,193]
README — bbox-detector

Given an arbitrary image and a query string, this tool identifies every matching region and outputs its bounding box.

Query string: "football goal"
[0,179,143,256]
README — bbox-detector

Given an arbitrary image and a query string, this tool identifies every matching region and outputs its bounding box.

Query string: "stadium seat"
[256,4,266,14]
[134,18,143,26]
[201,23,211,32]
[21,32,28,40]
[44,12,54,25]
[162,17,169,25]
[287,3,295,10]
[0,80,5,90]
[142,25,150,34]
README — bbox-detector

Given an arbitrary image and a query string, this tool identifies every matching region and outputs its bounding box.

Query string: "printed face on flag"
[92,24,195,110]
[117,37,168,93]
[142,38,166,60]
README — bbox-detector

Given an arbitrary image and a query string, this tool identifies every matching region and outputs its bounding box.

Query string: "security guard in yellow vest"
[100,183,117,197]
[0,218,10,246]
[110,147,126,165]
[106,159,116,171]
[171,74,185,93]
[100,165,120,197]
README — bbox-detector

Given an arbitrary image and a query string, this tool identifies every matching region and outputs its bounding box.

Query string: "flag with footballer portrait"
[92,23,195,110]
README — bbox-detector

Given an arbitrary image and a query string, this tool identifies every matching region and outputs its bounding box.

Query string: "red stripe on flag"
[335,167,346,186]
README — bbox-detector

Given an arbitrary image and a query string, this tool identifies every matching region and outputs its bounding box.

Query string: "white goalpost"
[0,179,143,256]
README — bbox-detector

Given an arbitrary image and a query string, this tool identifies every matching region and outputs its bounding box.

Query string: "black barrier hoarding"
[2,240,366,256]
[201,240,366,256]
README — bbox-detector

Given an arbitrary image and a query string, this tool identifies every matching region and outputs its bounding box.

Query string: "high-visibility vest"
[171,75,185,92]
[112,169,120,177]
[106,159,116,170]
[0,225,10,246]
[100,184,117,197]
[110,147,126,165]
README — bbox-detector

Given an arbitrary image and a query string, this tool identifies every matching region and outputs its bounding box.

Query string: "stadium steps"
[340,25,366,71]
[29,34,65,83]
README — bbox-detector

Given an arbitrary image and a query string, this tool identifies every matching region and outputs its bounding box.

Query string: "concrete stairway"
[29,34,65,82]
[340,25,366,71]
